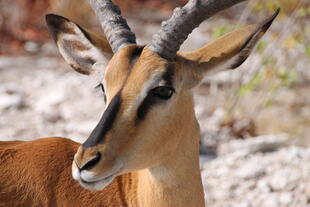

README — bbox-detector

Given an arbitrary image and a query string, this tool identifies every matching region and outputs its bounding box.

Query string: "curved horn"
[88,0,136,53]
[150,0,246,61]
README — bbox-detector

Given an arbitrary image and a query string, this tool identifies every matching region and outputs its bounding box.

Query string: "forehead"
[104,46,173,96]
[81,47,175,149]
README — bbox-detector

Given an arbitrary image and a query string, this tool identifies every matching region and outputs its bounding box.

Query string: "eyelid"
[152,85,175,93]
[158,80,170,87]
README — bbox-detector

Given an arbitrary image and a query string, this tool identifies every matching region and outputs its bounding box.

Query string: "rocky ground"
[1,9,309,206]
[202,136,310,207]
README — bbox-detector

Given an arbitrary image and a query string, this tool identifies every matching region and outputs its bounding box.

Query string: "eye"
[151,86,175,100]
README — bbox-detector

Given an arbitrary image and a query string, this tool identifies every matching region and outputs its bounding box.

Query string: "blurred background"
[0,0,309,206]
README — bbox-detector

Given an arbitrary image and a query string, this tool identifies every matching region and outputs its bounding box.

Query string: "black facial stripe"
[162,64,174,86]
[137,90,159,120]
[132,46,144,60]
[136,66,175,121]
[83,91,121,149]
[82,46,143,149]
[129,46,144,67]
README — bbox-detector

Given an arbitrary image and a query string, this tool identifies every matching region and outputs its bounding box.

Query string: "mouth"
[78,168,121,191]
[79,175,115,191]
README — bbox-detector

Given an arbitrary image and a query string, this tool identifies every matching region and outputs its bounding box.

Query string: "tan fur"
[180,25,257,63]
[0,10,278,207]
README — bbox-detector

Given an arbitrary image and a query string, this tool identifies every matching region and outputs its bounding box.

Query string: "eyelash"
[96,83,104,92]
[95,83,106,101]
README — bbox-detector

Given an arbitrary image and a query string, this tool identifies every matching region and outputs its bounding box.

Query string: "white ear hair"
[46,14,113,75]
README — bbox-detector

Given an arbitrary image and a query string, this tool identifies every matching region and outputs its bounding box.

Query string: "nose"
[78,152,101,171]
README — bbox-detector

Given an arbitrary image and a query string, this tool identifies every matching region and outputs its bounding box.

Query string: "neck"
[118,94,205,207]
[134,120,204,207]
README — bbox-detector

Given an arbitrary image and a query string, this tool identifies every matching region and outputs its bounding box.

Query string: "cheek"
[118,97,181,168]
[132,117,178,160]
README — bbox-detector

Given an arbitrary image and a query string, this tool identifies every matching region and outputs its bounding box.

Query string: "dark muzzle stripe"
[82,91,122,149]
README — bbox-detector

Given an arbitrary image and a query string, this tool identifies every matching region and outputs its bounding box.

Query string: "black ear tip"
[45,13,56,19]
[260,8,280,31]
[272,8,281,20]
[275,8,281,16]
[45,14,58,24]
[45,13,69,26]
[45,14,68,40]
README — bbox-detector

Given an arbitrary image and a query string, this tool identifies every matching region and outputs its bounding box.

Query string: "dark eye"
[151,86,175,100]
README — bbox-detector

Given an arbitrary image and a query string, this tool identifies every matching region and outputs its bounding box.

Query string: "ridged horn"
[150,0,246,61]
[88,0,136,53]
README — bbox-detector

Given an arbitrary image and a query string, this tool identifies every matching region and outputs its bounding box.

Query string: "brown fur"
[0,137,138,207]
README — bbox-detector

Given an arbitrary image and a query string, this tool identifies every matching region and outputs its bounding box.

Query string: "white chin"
[79,174,116,191]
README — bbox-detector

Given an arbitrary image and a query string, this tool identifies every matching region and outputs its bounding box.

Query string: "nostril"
[80,152,101,171]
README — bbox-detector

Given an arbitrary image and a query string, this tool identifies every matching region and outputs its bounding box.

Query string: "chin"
[78,174,116,191]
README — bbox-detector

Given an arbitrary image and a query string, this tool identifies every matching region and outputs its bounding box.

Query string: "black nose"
[80,152,101,171]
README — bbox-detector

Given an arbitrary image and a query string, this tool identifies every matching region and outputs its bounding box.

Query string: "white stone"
[0,93,22,109]
[261,197,280,207]
[219,135,288,156]
[269,171,290,191]
[235,163,266,180]
[279,192,293,205]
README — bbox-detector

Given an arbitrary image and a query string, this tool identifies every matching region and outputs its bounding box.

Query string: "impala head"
[46,0,279,191]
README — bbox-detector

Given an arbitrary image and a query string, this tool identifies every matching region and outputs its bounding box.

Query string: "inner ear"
[177,9,279,89]
[46,14,113,75]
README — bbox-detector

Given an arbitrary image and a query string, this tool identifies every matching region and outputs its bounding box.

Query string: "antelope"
[0,0,279,206]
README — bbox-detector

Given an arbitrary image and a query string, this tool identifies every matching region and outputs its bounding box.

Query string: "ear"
[178,9,280,88]
[46,14,113,75]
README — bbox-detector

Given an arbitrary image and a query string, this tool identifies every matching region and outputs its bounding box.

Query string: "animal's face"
[73,45,191,189]
[73,46,194,190]
[46,1,279,190]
